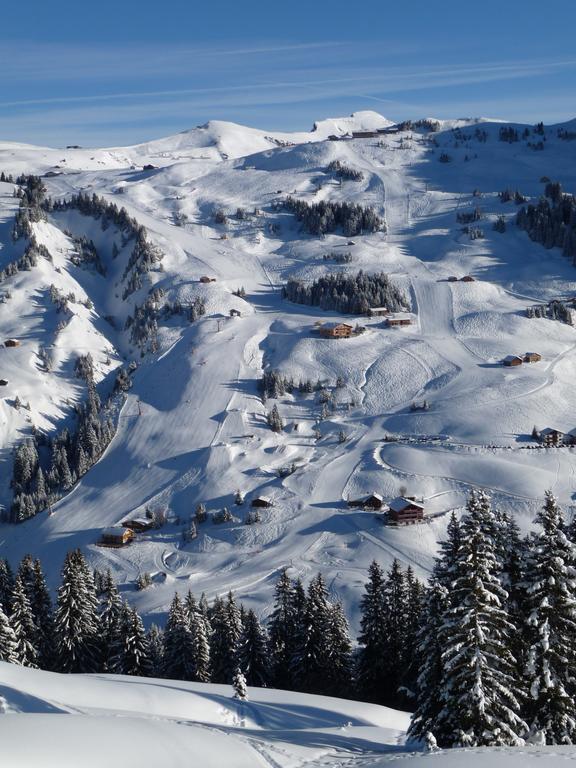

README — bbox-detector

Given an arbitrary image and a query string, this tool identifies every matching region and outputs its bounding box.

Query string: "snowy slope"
[0,661,408,767]
[1,113,576,631]
[1,662,574,767]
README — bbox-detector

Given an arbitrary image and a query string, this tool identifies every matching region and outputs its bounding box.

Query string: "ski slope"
[1,112,576,630]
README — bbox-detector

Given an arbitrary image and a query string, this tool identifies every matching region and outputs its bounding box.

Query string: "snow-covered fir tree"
[0,604,18,664]
[162,593,196,681]
[434,491,527,747]
[210,592,242,684]
[357,560,388,703]
[237,609,269,688]
[268,569,297,689]
[232,668,248,701]
[523,491,576,744]
[53,550,101,673]
[10,575,38,668]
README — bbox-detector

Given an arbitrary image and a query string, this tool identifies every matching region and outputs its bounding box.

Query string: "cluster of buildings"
[502,352,542,367]
[347,493,425,525]
[317,312,414,338]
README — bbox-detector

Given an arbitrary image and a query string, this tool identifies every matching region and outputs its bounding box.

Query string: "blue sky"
[1,0,575,146]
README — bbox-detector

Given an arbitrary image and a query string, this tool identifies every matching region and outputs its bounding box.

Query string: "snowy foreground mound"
[1,663,575,768]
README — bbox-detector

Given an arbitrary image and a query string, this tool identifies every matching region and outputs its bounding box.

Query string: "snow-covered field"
[1,112,576,633]
[2,662,575,767]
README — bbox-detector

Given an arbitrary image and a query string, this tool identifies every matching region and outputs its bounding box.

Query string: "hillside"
[1,112,576,630]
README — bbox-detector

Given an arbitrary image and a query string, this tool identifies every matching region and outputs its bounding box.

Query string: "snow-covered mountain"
[1,111,576,632]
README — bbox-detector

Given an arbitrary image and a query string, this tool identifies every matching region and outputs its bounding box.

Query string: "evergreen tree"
[0,604,18,664]
[434,492,527,747]
[99,570,123,671]
[357,561,388,702]
[29,559,54,669]
[237,609,269,688]
[163,593,196,681]
[111,604,152,677]
[147,624,164,677]
[379,559,408,706]
[10,575,38,668]
[210,593,242,684]
[291,574,333,694]
[523,491,576,744]
[0,559,15,615]
[268,569,296,689]
[232,668,248,700]
[325,601,353,697]
[54,550,101,673]
[407,580,449,743]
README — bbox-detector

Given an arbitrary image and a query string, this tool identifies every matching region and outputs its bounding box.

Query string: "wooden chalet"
[100,527,134,547]
[319,322,353,339]
[4,339,20,347]
[539,428,564,447]
[347,492,384,510]
[230,309,242,317]
[503,355,523,367]
[122,517,155,532]
[199,276,216,283]
[351,130,379,139]
[461,275,476,282]
[369,307,389,317]
[524,352,542,363]
[387,497,425,525]
[251,496,273,508]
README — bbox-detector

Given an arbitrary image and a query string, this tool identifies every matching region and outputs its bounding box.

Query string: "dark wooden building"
[348,492,384,510]
[387,497,425,525]
[251,496,273,508]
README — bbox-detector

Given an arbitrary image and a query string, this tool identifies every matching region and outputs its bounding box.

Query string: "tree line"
[1,489,575,748]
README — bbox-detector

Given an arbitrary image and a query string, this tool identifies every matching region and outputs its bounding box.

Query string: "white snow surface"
[1,112,576,634]
[1,662,574,767]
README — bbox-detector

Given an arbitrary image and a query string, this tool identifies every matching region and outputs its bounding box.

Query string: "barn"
[100,527,134,546]
[523,352,542,363]
[347,492,384,510]
[386,314,413,328]
[503,355,523,367]
[387,497,425,524]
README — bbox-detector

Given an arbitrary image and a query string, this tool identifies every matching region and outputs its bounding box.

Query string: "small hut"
[0,379,8,386]
[122,517,155,533]
[524,352,542,363]
[461,275,476,282]
[370,307,389,317]
[386,314,413,328]
[230,309,241,318]
[347,492,384,510]
[199,276,216,283]
[4,339,20,348]
[251,496,273,508]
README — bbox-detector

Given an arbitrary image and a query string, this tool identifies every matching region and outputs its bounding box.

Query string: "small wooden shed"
[4,339,20,348]
[461,275,476,282]
[370,307,389,317]
[0,379,8,386]
[503,355,523,367]
[230,309,241,318]
[251,496,273,508]
[199,276,216,283]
